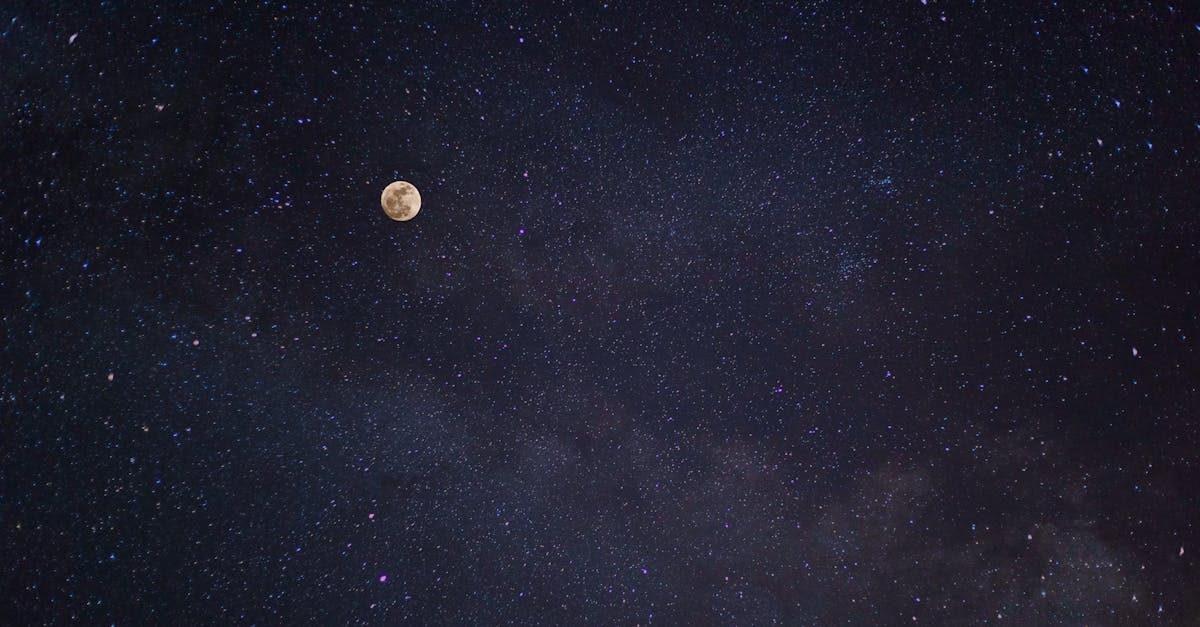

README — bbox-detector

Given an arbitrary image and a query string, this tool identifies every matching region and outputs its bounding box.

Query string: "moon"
[381,181,421,221]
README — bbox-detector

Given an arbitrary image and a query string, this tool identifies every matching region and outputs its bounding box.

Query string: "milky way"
[3,2,1199,624]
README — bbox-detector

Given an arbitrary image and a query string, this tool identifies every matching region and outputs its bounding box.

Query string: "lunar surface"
[381,181,421,221]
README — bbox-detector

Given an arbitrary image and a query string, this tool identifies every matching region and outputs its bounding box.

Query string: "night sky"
[4,1,1200,624]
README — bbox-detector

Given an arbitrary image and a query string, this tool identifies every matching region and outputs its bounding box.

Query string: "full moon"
[381,181,421,221]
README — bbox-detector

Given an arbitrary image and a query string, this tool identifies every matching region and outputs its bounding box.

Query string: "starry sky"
[3,1,1200,624]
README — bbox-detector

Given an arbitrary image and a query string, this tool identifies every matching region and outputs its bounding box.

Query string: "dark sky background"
[3,1,1200,624]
